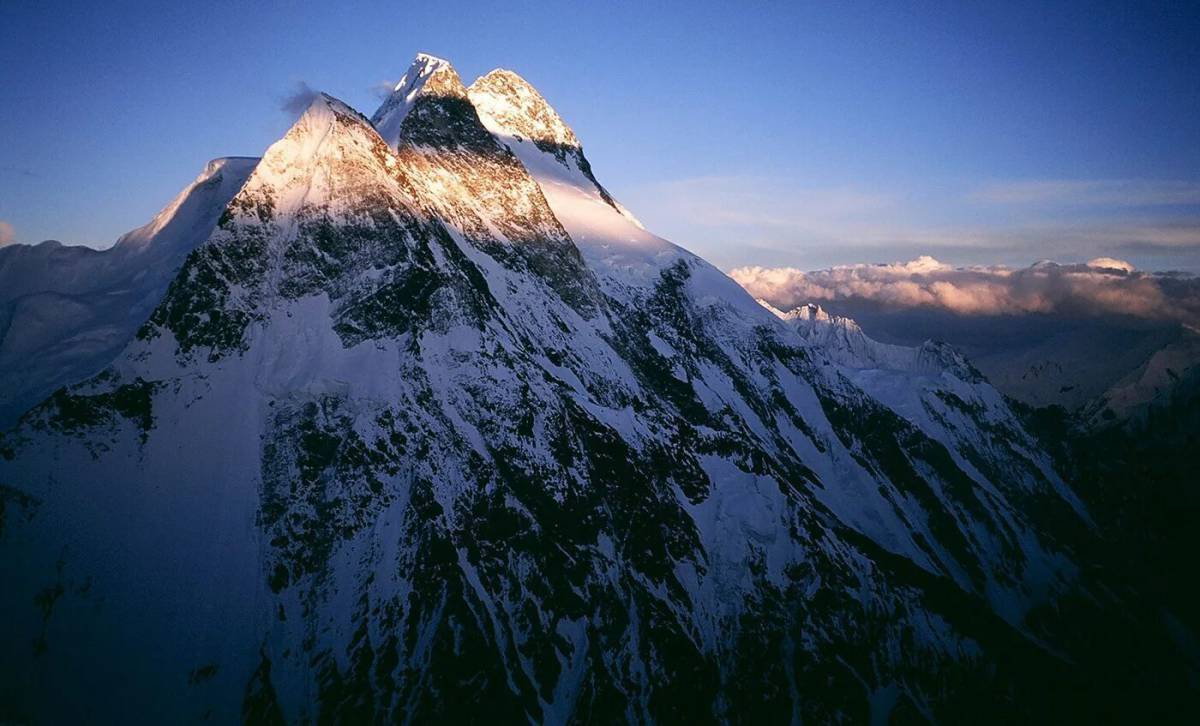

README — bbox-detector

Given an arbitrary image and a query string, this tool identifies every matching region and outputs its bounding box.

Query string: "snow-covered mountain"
[794,301,1200,425]
[1076,325,1200,426]
[0,55,1190,722]
[762,302,983,379]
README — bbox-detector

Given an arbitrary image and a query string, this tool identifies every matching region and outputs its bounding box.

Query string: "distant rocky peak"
[774,302,980,378]
[769,302,863,335]
[762,300,982,378]
[791,302,830,323]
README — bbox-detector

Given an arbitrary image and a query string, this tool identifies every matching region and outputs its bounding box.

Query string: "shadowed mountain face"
[0,56,1194,723]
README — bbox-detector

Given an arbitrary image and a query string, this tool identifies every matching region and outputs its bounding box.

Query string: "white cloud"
[0,220,15,246]
[730,256,1200,324]
[370,79,398,100]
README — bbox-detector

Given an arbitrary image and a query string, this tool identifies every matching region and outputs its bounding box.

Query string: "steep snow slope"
[767,301,1090,536]
[467,69,700,299]
[0,157,257,426]
[469,69,1094,594]
[0,57,1186,723]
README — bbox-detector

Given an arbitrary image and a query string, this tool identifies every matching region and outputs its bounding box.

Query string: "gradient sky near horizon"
[1,0,1198,271]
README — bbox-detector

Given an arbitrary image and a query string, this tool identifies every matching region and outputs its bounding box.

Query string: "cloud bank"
[0,221,15,246]
[730,256,1200,326]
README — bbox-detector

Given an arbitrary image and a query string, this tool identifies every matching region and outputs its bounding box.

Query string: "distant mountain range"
[786,301,1200,427]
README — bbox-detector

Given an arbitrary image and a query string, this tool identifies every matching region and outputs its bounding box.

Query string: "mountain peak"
[467,68,580,153]
[277,90,375,152]
[219,89,389,240]
[766,301,840,327]
[296,91,367,125]
[768,301,866,344]
[412,51,450,67]
[467,67,638,223]
[472,68,543,102]
[2,54,1160,724]
[791,302,837,326]
[371,53,466,147]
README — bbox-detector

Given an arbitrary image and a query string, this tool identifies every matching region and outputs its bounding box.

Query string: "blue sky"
[1,0,1197,271]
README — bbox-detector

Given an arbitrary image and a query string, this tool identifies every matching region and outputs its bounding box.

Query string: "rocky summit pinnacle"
[370,59,604,317]
[371,53,461,148]
[468,69,583,154]
[0,53,1191,724]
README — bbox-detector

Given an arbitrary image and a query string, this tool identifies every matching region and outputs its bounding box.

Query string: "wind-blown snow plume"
[732,256,1200,325]
[279,81,320,116]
